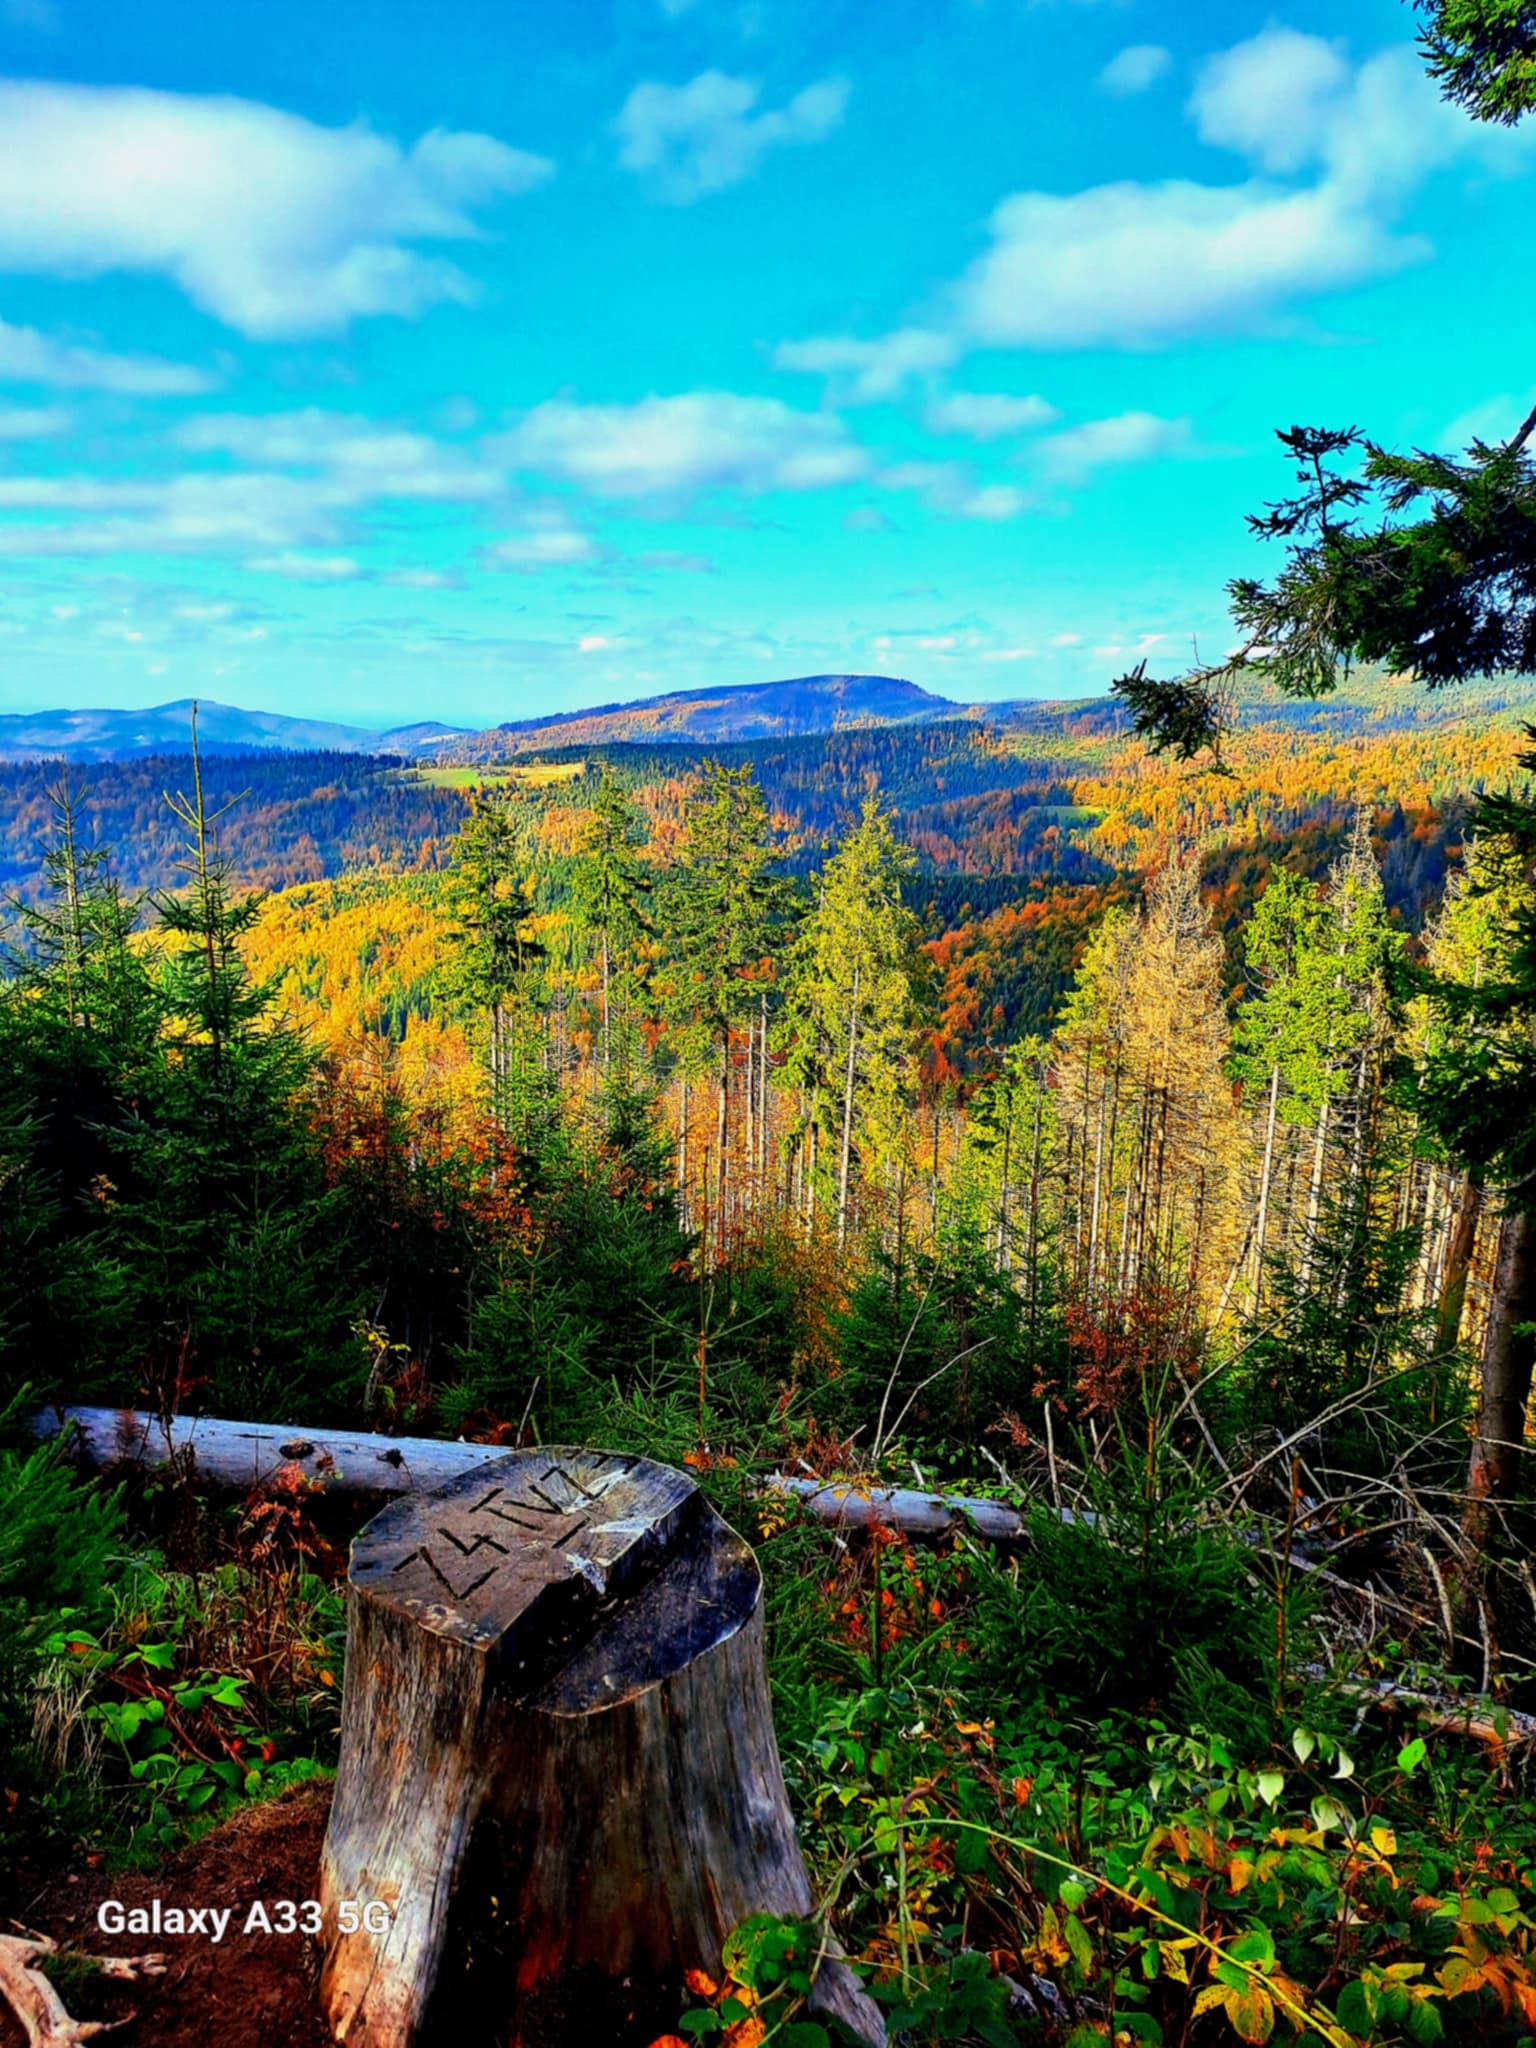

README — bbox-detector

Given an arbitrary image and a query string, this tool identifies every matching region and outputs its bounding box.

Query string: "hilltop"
[0,676,955,764]
[0,698,466,763]
[447,672,955,754]
[12,665,1532,770]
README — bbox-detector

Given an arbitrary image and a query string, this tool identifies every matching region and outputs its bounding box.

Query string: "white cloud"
[615,70,847,201]
[876,458,1029,521]
[925,391,1058,438]
[820,30,1533,364]
[385,565,459,589]
[1099,45,1172,97]
[497,390,867,499]
[0,79,553,338]
[1187,28,1351,174]
[774,327,956,400]
[246,551,361,580]
[486,522,600,569]
[0,401,66,437]
[0,467,367,554]
[0,404,515,560]
[958,482,1028,519]
[178,409,500,499]
[950,178,1417,350]
[1038,411,1194,479]
[0,316,216,393]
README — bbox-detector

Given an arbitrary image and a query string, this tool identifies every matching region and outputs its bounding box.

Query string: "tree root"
[0,1928,165,2047]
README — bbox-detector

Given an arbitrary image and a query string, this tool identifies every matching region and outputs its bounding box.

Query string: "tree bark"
[837,963,861,1251]
[1299,1095,1331,1289]
[319,1450,882,2047]
[1465,1206,1536,1549]
[1435,1170,1484,1355]
[1250,1062,1281,1309]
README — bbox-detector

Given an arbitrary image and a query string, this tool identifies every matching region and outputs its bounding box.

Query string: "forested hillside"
[0,751,467,896]
[1,679,1517,1069]
[8,688,1536,2043]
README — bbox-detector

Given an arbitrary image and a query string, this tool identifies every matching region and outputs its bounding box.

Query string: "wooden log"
[769,1473,1026,1545]
[31,1405,498,1500]
[318,1447,883,2048]
[31,1406,1030,1546]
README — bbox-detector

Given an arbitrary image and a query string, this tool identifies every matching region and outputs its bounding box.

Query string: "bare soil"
[3,1783,334,2048]
[3,1785,686,2048]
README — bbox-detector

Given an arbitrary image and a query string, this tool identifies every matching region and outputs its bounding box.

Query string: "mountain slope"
[0,699,466,763]
[443,674,956,756]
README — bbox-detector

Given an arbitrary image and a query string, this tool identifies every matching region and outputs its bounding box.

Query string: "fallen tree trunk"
[30,1406,1029,1546]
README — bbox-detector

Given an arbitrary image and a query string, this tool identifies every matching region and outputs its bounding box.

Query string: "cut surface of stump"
[319,1448,881,2048]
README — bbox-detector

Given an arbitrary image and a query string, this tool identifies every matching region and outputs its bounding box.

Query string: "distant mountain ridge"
[0,698,466,763]
[6,666,1534,766]
[0,676,957,764]
[458,672,956,756]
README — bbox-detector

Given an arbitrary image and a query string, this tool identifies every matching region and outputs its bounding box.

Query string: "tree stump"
[318,1448,882,2047]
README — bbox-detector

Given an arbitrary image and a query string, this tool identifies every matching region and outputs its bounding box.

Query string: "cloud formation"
[498,390,867,498]
[247,551,362,580]
[952,33,1530,351]
[1037,411,1194,479]
[0,316,217,393]
[486,519,601,570]
[0,78,553,337]
[774,327,956,400]
[0,405,507,557]
[0,401,67,438]
[178,410,501,500]
[615,70,847,201]
[1098,45,1172,96]
[786,28,1533,370]
[925,391,1058,438]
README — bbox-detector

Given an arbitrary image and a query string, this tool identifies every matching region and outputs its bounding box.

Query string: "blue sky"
[0,0,1532,730]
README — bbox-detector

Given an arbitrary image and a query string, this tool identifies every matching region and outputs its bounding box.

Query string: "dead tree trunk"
[30,1405,1033,1548]
[1435,1169,1484,1356]
[1465,1207,1536,1552]
[318,1448,882,2048]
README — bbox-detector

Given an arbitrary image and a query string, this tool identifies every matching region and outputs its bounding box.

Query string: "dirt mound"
[3,1783,334,2048]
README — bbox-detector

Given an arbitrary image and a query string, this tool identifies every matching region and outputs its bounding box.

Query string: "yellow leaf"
[1370,1825,1398,1857]
[1159,1942,1190,1985]
[1228,1856,1254,1894]
[1227,1982,1276,2045]
[1193,1986,1226,2017]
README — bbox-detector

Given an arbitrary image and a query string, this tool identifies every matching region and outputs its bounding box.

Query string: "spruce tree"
[568,771,652,1091]
[110,718,355,1418]
[439,789,552,1151]
[664,763,780,1243]
[0,778,159,1402]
